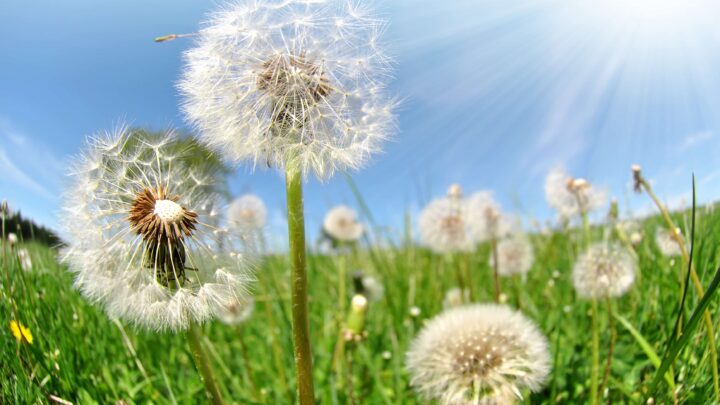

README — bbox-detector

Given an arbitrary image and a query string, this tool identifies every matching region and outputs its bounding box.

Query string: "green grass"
[2,207,720,404]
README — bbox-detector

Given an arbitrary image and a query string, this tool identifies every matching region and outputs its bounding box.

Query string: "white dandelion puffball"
[491,235,534,277]
[228,194,267,232]
[544,167,606,219]
[406,304,551,405]
[180,0,397,179]
[420,195,474,254]
[361,275,384,302]
[17,248,32,272]
[7,233,18,247]
[572,242,637,299]
[466,191,516,242]
[60,126,254,331]
[218,296,254,325]
[323,205,363,242]
[655,228,683,257]
[442,287,469,309]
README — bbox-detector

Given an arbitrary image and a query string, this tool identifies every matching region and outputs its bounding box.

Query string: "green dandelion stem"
[285,164,316,405]
[187,323,226,405]
[590,298,599,405]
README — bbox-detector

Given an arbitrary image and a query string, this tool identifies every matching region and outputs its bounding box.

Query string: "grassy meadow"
[2,198,720,404]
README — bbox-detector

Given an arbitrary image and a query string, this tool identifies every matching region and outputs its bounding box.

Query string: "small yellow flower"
[9,320,33,345]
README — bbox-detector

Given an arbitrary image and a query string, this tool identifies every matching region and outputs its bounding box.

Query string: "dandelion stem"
[285,165,315,405]
[599,296,616,397]
[590,298,600,405]
[187,323,226,405]
[637,176,720,400]
[491,239,500,303]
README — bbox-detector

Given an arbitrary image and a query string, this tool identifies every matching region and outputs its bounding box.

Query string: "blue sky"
[3,0,720,247]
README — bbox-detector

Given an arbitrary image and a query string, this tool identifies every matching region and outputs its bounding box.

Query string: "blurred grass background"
[2,203,720,404]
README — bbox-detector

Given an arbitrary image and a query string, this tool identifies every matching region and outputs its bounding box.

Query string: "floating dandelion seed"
[9,320,33,345]
[61,126,254,331]
[180,0,397,179]
[466,191,516,243]
[323,205,364,243]
[406,304,550,405]
[227,194,267,233]
[420,186,474,254]
[491,234,534,277]
[655,228,683,257]
[544,167,606,219]
[572,242,637,299]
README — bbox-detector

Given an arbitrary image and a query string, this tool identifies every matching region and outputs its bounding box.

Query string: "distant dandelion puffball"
[544,167,606,219]
[360,275,384,302]
[17,248,32,272]
[61,126,254,331]
[419,195,474,254]
[7,233,17,247]
[655,228,683,257]
[323,205,363,242]
[466,191,516,242]
[180,0,396,179]
[491,235,534,277]
[218,296,254,325]
[227,194,267,233]
[572,242,636,299]
[406,304,551,405]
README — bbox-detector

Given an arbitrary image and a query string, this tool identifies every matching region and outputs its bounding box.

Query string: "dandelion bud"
[343,294,368,342]
[632,164,643,193]
[447,184,463,200]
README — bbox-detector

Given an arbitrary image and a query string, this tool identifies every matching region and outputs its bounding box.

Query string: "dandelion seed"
[9,320,33,344]
[655,228,683,257]
[544,167,606,220]
[490,234,534,277]
[227,194,267,233]
[60,126,254,331]
[323,205,363,243]
[17,248,32,272]
[406,304,550,405]
[572,242,636,299]
[409,306,421,318]
[180,0,397,179]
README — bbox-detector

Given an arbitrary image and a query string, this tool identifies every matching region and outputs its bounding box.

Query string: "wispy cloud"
[0,116,65,203]
[679,130,714,152]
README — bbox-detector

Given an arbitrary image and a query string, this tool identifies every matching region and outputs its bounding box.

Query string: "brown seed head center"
[129,187,198,243]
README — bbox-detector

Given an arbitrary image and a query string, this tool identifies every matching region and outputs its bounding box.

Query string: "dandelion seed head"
[544,167,606,219]
[572,242,636,299]
[218,296,254,325]
[361,275,384,302]
[61,125,254,331]
[491,234,534,277]
[7,233,17,247]
[180,0,397,180]
[420,196,474,254]
[655,228,683,257]
[443,287,469,309]
[227,194,267,233]
[465,191,516,243]
[17,248,32,272]
[323,205,363,242]
[406,304,550,405]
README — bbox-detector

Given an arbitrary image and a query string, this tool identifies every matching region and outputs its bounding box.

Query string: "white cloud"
[680,130,714,152]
